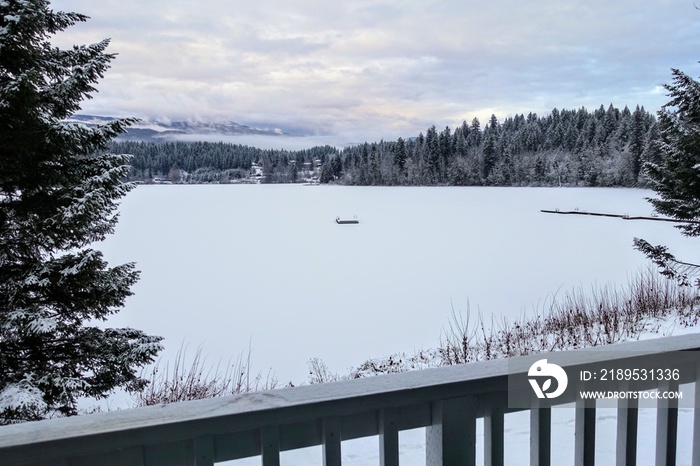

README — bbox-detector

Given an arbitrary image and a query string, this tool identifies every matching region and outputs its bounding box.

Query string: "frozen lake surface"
[97,185,698,465]
[100,185,696,386]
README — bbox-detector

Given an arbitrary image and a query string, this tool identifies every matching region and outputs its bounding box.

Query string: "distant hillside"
[67,115,291,141]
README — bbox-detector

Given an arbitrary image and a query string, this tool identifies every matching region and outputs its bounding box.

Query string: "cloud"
[51,0,700,144]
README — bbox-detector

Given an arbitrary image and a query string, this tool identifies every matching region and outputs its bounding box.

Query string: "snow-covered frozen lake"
[100,185,696,386]
[97,185,698,465]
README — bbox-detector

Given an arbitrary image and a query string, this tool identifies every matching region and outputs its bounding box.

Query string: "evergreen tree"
[641,122,662,169]
[468,117,481,146]
[628,105,647,183]
[481,132,498,181]
[645,69,700,235]
[635,67,700,283]
[392,137,407,176]
[358,143,369,185]
[488,114,499,132]
[425,126,440,182]
[438,126,452,182]
[412,132,426,184]
[290,159,298,182]
[0,0,162,423]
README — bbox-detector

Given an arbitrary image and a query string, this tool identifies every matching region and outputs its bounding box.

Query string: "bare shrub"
[438,267,699,364]
[135,269,700,395]
[307,357,343,384]
[351,268,700,377]
[438,303,480,364]
[132,344,278,407]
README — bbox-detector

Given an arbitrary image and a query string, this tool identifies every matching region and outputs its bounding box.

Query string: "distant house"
[242,163,264,184]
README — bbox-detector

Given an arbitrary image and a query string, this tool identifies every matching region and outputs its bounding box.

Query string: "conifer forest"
[116,104,658,187]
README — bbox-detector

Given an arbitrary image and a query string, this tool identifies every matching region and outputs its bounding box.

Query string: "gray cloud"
[51,0,700,144]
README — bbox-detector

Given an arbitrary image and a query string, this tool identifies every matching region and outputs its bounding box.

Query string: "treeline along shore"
[114,104,658,187]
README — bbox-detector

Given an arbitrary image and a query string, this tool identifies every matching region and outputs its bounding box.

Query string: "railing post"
[261,426,280,466]
[530,407,551,466]
[574,398,596,466]
[616,392,638,466]
[323,416,342,466]
[655,381,679,466]
[379,408,399,466]
[426,396,477,466]
[484,394,505,466]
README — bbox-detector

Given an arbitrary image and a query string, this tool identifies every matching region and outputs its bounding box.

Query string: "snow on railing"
[2,333,700,466]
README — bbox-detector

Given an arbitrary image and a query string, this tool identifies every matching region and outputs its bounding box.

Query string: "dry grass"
[438,267,699,364]
[132,269,700,395]
[348,268,700,378]
[131,344,278,407]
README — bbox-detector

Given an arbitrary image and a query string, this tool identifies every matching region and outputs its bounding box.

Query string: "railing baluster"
[616,394,638,466]
[693,370,700,466]
[484,394,505,466]
[261,426,280,466]
[379,408,399,466]
[426,396,477,466]
[323,416,342,466]
[655,381,679,466]
[530,407,551,466]
[575,398,596,466]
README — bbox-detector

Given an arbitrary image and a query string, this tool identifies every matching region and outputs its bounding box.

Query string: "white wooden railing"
[2,333,700,466]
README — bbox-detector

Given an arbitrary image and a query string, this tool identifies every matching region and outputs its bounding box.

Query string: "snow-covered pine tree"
[392,137,407,178]
[634,67,700,284]
[0,0,162,424]
[644,68,700,234]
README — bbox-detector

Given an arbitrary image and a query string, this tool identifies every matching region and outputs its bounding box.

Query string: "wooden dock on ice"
[541,209,700,224]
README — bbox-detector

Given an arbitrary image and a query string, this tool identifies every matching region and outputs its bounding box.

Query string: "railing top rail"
[1,333,699,462]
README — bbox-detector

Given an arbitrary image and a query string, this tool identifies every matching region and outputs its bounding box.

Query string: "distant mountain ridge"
[66,115,291,141]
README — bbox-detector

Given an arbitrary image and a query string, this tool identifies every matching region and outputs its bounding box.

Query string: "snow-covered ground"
[96,185,698,464]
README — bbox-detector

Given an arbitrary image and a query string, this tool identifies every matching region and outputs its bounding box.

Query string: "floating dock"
[336,216,359,224]
[541,209,700,224]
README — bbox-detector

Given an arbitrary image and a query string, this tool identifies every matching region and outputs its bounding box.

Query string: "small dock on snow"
[541,209,700,224]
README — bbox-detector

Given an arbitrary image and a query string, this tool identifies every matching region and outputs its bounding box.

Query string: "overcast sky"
[52,0,700,145]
